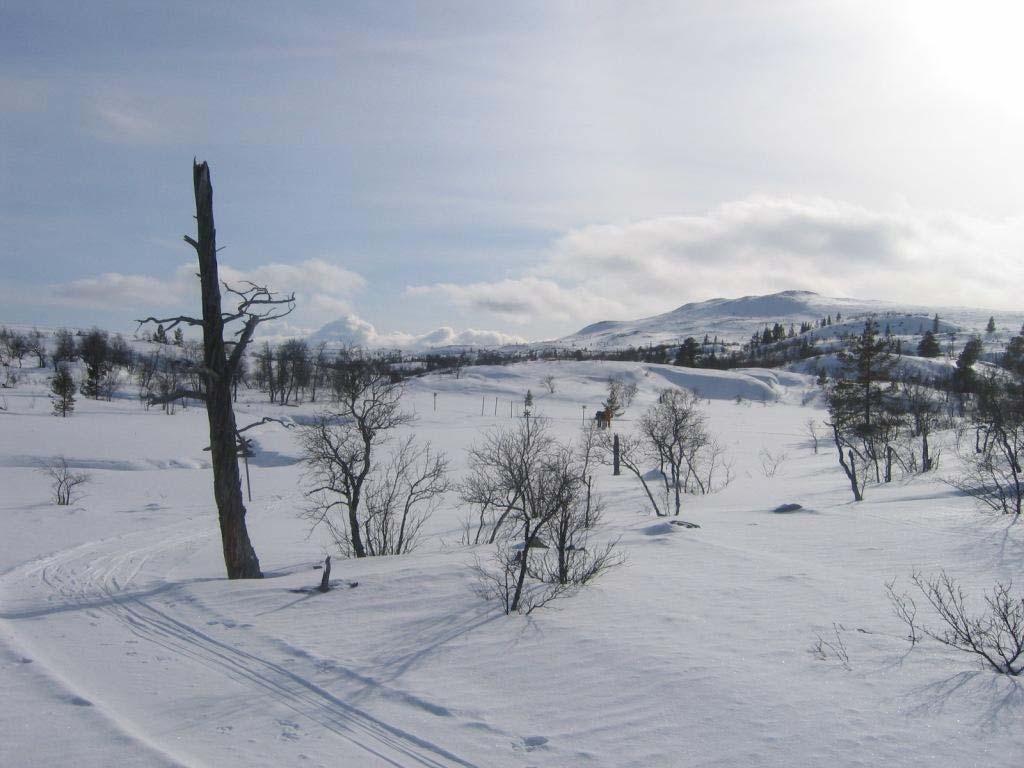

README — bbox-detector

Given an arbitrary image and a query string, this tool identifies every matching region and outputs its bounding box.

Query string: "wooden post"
[581,405,586,426]
[481,396,485,416]
[433,392,437,412]
[613,433,621,476]
[494,397,498,416]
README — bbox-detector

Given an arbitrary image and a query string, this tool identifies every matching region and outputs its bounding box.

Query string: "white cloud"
[310,314,524,350]
[49,269,193,309]
[47,258,365,330]
[407,197,1024,334]
[406,276,626,326]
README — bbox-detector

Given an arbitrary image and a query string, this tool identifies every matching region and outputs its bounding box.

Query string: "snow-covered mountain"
[304,290,1024,354]
[551,290,1020,351]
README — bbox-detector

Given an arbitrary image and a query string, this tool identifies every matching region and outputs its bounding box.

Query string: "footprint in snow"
[277,719,301,742]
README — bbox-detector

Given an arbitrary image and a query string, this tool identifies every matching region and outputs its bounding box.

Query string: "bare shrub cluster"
[887,570,1024,676]
[609,387,729,517]
[41,458,90,506]
[300,365,449,558]
[463,418,622,614]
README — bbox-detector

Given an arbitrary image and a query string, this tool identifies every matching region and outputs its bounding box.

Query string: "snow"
[2,357,1023,767]
[550,290,1024,351]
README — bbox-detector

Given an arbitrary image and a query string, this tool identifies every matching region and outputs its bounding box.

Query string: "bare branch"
[136,315,205,333]
[145,388,207,406]
[236,416,294,435]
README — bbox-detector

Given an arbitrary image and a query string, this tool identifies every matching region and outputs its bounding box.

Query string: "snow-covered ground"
[2,360,1022,767]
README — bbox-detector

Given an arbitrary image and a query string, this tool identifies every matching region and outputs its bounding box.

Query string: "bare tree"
[949,374,1024,516]
[759,448,788,478]
[889,570,1024,676]
[358,436,449,556]
[27,329,47,368]
[576,422,604,528]
[138,161,295,579]
[460,416,557,544]
[469,420,621,614]
[805,418,820,454]
[601,430,667,516]
[41,458,90,505]
[637,388,727,515]
[299,367,431,558]
[541,374,557,394]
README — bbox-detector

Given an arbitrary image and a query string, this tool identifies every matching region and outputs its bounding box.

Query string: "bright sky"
[2,1,1023,345]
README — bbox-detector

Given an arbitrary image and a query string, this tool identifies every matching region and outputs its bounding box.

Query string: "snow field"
[1,359,1021,767]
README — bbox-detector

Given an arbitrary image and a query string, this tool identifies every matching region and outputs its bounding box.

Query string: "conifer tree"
[51,366,76,417]
[917,330,941,358]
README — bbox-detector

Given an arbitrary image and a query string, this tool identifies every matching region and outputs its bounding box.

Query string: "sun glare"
[903,1,1024,115]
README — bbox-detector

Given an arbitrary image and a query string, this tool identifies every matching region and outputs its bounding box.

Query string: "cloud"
[49,268,193,309]
[47,258,365,330]
[408,196,1024,333]
[406,276,626,326]
[310,314,524,350]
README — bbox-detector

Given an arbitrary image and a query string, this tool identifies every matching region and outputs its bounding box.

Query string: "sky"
[2,1,1024,345]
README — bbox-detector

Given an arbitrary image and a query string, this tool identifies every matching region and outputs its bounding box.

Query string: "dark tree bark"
[318,556,332,592]
[191,162,263,579]
[140,161,295,579]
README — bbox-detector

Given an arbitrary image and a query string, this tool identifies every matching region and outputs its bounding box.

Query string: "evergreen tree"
[986,316,996,334]
[153,324,168,344]
[78,327,110,399]
[826,319,899,497]
[1004,333,1024,377]
[933,314,940,333]
[953,336,983,395]
[675,337,701,367]
[917,330,941,358]
[51,365,76,417]
[173,327,185,346]
[847,319,893,428]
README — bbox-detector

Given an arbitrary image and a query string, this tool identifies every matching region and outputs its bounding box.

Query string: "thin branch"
[146,388,207,406]
[237,416,294,435]
[136,315,205,332]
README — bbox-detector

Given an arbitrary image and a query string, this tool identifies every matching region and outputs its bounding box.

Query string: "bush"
[41,458,90,505]
[887,570,1024,676]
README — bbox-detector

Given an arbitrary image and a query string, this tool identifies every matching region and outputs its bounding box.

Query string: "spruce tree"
[917,330,941,358]
[51,366,76,417]
[986,316,996,334]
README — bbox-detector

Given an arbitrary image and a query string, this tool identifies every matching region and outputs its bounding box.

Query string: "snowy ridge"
[551,290,1024,351]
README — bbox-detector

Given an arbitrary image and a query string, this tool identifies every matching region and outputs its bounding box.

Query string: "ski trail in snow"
[0,522,481,768]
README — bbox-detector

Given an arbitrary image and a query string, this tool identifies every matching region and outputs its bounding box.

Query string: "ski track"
[0,523,481,768]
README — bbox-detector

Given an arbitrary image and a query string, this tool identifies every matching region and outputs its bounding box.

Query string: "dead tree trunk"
[318,556,332,592]
[139,162,295,579]
[192,163,263,579]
